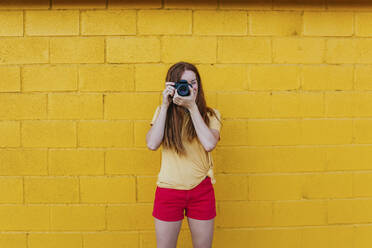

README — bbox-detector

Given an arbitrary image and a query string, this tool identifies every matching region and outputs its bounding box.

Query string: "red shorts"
[152,176,216,221]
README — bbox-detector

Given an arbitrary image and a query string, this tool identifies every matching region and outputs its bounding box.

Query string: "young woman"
[146,61,222,248]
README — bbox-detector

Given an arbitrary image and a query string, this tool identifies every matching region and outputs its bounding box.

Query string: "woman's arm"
[188,104,219,152]
[146,104,169,150]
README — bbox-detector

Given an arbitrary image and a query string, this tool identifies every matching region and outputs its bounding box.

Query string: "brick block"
[81,10,136,35]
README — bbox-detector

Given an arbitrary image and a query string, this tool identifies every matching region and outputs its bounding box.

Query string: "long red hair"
[162,61,221,157]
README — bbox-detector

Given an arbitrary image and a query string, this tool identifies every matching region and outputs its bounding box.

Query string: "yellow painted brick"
[50,37,104,63]
[24,177,79,203]
[215,147,273,173]
[50,205,105,231]
[303,173,353,199]
[326,39,372,64]
[250,11,302,36]
[135,63,169,91]
[271,146,326,172]
[29,233,82,248]
[0,233,26,248]
[217,201,272,227]
[354,119,372,144]
[80,176,136,203]
[205,91,218,107]
[135,120,163,148]
[0,66,20,92]
[327,199,354,224]
[273,37,324,64]
[303,11,353,36]
[301,119,353,145]
[0,94,46,120]
[22,65,78,92]
[0,38,49,64]
[220,0,272,9]
[162,36,216,63]
[356,12,372,36]
[194,10,247,35]
[79,64,134,92]
[214,229,302,248]
[139,232,157,248]
[218,92,271,118]
[328,0,372,11]
[273,0,325,10]
[198,64,248,91]
[354,199,372,223]
[164,0,217,9]
[22,121,76,148]
[25,10,79,35]
[83,232,139,248]
[0,0,49,9]
[81,10,136,35]
[271,92,301,118]
[354,173,372,197]
[105,93,159,120]
[299,92,324,117]
[273,200,327,226]
[0,177,23,203]
[247,120,301,146]
[350,39,372,64]
[324,92,354,117]
[250,65,300,90]
[52,0,106,9]
[107,204,153,230]
[0,11,23,36]
[326,38,356,63]
[0,205,49,230]
[301,226,353,248]
[218,37,271,63]
[138,10,191,35]
[326,146,372,171]
[105,149,160,175]
[107,37,160,63]
[48,93,103,120]
[214,174,247,200]
[217,120,248,146]
[0,121,20,147]
[355,225,372,248]
[108,0,162,9]
[354,92,372,117]
[137,176,157,202]
[249,174,304,200]
[49,149,104,175]
[355,65,372,90]
[0,149,47,176]
[78,121,132,148]
[302,65,353,90]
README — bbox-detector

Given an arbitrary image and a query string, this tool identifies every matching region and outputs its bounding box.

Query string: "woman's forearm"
[188,104,217,152]
[146,104,169,150]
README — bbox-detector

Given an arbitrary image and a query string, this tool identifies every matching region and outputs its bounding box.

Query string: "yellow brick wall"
[0,0,372,247]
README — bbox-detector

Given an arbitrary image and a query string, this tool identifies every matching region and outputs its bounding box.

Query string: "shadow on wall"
[2,0,372,9]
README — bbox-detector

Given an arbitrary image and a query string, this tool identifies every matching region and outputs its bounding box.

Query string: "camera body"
[172,79,193,96]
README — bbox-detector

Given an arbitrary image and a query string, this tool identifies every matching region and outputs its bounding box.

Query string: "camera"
[172,79,193,96]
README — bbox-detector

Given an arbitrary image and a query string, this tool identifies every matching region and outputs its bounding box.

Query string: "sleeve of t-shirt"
[209,109,221,138]
[150,105,161,126]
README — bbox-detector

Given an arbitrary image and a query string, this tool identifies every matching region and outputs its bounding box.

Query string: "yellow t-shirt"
[150,105,221,190]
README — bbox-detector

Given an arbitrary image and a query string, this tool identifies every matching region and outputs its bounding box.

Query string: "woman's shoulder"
[208,108,221,117]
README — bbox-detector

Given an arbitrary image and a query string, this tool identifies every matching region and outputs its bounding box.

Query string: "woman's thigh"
[187,217,215,248]
[154,217,183,248]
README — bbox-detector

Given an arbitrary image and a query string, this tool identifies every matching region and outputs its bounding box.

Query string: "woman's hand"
[162,82,176,107]
[172,84,197,110]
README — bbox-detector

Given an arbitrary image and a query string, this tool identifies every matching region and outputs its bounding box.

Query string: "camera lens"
[178,85,189,96]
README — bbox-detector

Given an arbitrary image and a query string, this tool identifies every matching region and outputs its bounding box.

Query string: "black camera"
[172,79,193,96]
